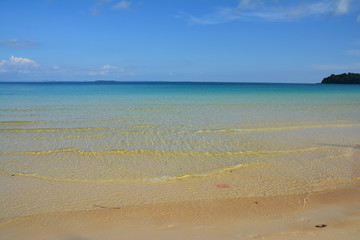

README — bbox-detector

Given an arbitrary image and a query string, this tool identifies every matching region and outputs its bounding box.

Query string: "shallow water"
[1,82,360,220]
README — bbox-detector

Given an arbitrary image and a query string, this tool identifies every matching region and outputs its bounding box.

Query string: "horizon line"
[0,80,317,84]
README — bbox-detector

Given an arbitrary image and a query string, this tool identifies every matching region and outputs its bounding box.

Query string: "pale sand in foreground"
[1,184,360,240]
[1,150,360,240]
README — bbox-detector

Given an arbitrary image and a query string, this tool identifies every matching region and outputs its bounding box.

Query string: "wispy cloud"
[0,56,38,73]
[178,8,241,25]
[0,39,37,49]
[112,0,131,10]
[8,56,38,66]
[0,56,136,78]
[90,0,113,16]
[0,56,64,76]
[335,0,351,15]
[357,15,360,21]
[179,0,356,25]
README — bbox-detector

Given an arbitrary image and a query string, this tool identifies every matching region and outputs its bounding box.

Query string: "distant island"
[321,73,360,84]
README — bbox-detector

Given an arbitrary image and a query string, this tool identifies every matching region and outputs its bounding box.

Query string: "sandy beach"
[1,182,360,240]
[1,150,359,240]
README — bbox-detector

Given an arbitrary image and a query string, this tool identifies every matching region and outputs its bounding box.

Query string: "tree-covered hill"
[321,73,360,84]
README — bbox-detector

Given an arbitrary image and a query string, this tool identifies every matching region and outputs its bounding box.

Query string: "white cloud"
[0,57,138,79]
[8,56,38,66]
[179,0,355,25]
[0,56,39,73]
[112,0,131,10]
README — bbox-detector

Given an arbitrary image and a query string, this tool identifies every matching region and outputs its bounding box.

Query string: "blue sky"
[0,0,360,83]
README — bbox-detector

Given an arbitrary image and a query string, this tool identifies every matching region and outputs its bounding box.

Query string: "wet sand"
[1,181,360,239]
[1,149,359,240]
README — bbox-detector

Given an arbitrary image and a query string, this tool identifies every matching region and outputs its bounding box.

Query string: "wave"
[0,127,117,133]
[0,148,77,156]
[65,123,358,136]
[0,146,334,157]
[193,124,360,133]
[0,146,354,184]
[0,161,265,184]
[1,121,358,136]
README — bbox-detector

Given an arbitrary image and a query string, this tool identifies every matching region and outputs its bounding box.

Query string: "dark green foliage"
[321,73,360,84]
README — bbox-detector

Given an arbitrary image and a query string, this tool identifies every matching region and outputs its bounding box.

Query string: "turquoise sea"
[1,82,360,221]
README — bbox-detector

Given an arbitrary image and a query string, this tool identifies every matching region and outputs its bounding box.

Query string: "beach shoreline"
[1,147,359,240]
[1,180,360,240]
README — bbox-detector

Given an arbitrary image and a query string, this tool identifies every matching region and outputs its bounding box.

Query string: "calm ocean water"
[1,82,360,219]
[1,82,360,181]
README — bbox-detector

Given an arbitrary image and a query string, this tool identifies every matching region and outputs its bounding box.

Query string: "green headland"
[321,73,360,84]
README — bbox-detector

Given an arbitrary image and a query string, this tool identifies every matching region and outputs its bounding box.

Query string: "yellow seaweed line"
[0,168,121,183]
[0,127,117,132]
[146,162,266,182]
[0,162,265,184]
[194,123,360,133]
[0,148,78,156]
[0,146,333,157]
[0,217,22,228]
[235,120,348,127]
